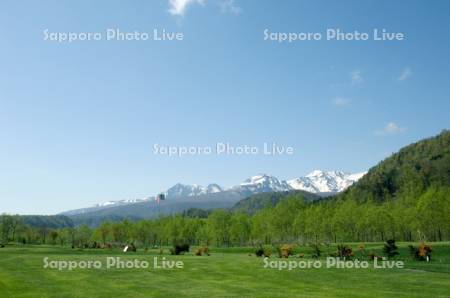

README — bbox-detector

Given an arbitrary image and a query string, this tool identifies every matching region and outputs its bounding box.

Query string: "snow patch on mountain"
[287,170,367,193]
[95,197,151,207]
[165,183,224,198]
[234,174,291,194]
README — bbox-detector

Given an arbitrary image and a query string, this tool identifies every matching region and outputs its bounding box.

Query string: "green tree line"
[2,186,449,247]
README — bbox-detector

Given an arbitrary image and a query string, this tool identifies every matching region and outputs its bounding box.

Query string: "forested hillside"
[342,129,450,203]
[231,190,320,214]
[21,215,74,228]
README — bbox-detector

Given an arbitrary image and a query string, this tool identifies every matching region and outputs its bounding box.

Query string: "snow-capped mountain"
[60,197,154,216]
[69,170,366,213]
[233,174,291,195]
[286,177,318,193]
[287,170,367,193]
[96,197,151,207]
[165,183,223,198]
[234,171,366,195]
[205,183,223,194]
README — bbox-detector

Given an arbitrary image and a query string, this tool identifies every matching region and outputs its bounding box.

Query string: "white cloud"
[351,70,363,84]
[398,67,412,81]
[168,0,205,16]
[219,0,242,15]
[375,122,407,136]
[332,97,350,107]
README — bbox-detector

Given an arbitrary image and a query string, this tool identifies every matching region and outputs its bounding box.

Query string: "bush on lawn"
[277,244,295,258]
[255,245,272,257]
[263,245,272,257]
[255,246,264,257]
[368,251,382,260]
[409,242,432,261]
[310,243,321,258]
[195,246,210,256]
[335,245,354,259]
[383,239,399,258]
[170,243,190,255]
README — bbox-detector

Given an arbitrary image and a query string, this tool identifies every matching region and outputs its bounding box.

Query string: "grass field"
[0,243,450,297]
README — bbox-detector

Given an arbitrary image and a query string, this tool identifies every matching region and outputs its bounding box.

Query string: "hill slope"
[20,215,74,228]
[342,130,450,202]
[231,190,320,215]
[68,191,243,226]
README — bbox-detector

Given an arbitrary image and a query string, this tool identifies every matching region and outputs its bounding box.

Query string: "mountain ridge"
[60,170,365,216]
[339,129,450,203]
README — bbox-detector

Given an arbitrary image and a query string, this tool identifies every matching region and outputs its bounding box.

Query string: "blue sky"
[1,0,449,214]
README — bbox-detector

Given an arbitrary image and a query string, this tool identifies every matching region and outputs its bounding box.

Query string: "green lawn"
[0,243,449,297]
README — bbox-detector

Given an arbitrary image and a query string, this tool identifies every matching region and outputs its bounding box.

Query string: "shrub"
[368,251,382,260]
[311,243,321,258]
[262,245,272,257]
[409,242,432,261]
[170,243,190,255]
[255,246,264,257]
[383,239,399,258]
[277,244,295,258]
[336,245,353,259]
[194,246,210,256]
[357,243,366,259]
[358,243,365,252]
